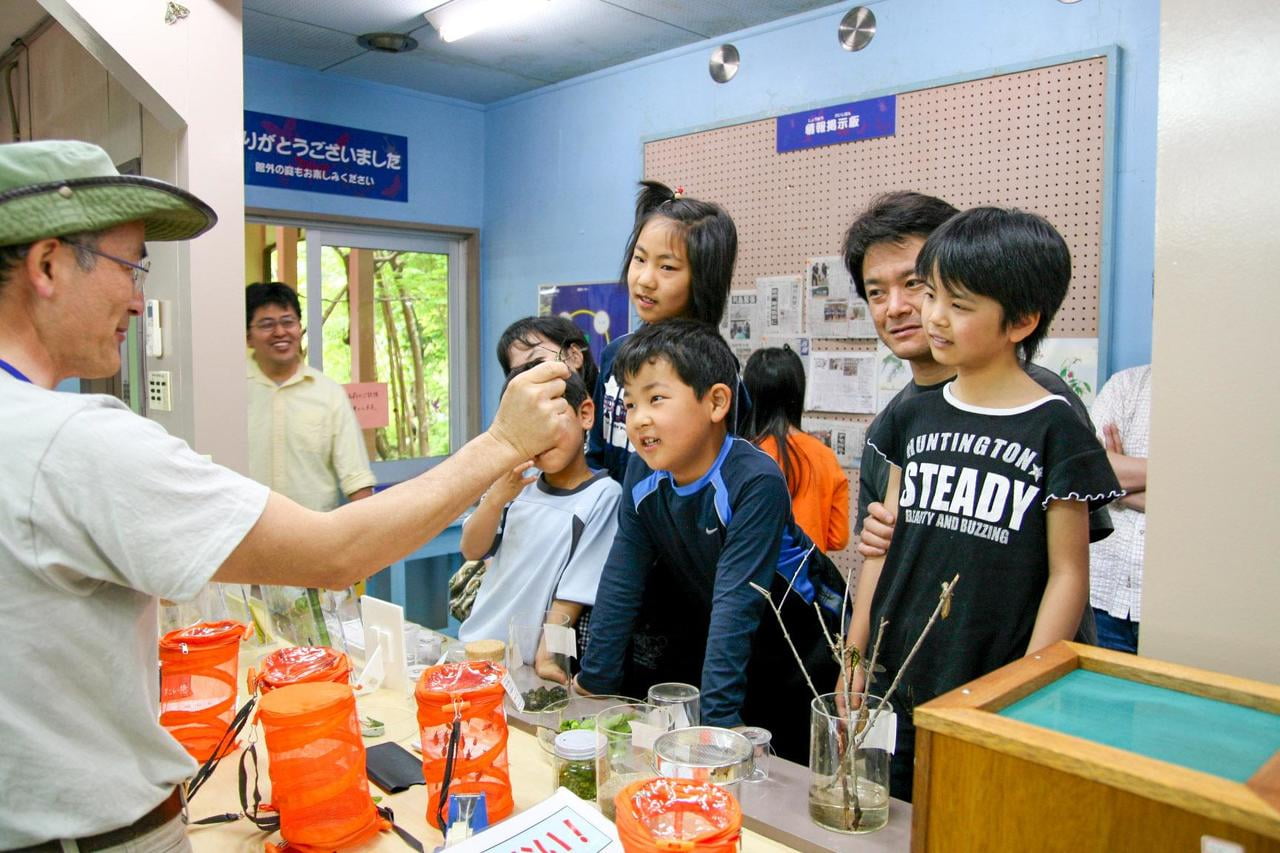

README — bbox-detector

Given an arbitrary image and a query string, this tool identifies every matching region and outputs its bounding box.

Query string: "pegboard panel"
[645,55,1107,337]
[647,56,1109,580]
[806,343,870,580]
[796,337,869,580]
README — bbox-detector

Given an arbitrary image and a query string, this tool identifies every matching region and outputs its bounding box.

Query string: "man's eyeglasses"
[251,316,301,333]
[62,240,150,293]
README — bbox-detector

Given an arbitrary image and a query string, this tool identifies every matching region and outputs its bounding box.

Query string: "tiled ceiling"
[244,0,836,104]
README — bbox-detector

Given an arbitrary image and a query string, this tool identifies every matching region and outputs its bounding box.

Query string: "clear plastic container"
[595,702,674,820]
[732,725,775,782]
[645,682,701,728]
[553,728,603,801]
[809,693,893,834]
[653,726,754,800]
[533,693,639,763]
[506,610,574,722]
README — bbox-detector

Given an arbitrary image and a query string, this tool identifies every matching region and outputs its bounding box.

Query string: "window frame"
[246,210,480,483]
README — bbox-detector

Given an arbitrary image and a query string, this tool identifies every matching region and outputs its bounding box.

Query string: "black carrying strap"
[190,741,423,852]
[378,805,425,853]
[184,694,422,851]
[186,695,257,801]
[237,741,282,833]
[189,811,243,827]
[432,712,464,832]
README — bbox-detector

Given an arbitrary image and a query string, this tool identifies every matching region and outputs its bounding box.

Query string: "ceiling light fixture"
[425,0,551,44]
[357,32,419,53]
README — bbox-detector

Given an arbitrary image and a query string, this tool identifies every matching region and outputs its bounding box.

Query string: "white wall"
[41,0,248,470]
[1142,0,1280,682]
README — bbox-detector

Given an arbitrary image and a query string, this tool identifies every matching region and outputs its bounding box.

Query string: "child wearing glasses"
[497,314,600,393]
[458,365,621,682]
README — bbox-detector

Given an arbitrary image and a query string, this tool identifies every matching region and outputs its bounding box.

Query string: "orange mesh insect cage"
[248,645,352,695]
[614,778,743,853]
[257,681,390,853]
[158,620,250,761]
[415,660,514,829]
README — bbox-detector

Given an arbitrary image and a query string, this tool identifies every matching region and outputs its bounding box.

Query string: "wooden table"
[188,639,911,852]
[504,708,913,852]
[186,685,811,851]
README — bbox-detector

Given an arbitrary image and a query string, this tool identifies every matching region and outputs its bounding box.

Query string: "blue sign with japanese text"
[244,111,408,202]
[776,95,896,153]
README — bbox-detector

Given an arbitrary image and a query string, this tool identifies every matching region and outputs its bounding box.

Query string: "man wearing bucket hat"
[0,140,572,852]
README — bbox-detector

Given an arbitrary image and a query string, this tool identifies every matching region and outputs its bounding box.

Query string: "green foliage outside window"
[296,240,450,461]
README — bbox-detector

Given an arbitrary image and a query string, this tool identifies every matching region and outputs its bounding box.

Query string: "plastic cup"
[506,611,574,722]
[646,682,700,729]
[594,702,674,820]
[733,725,776,782]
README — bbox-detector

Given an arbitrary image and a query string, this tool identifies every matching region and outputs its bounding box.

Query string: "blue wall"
[241,0,1160,425]
[244,57,486,228]
[480,0,1159,420]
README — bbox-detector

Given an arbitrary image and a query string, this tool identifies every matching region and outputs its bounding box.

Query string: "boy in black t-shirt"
[844,208,1122,801]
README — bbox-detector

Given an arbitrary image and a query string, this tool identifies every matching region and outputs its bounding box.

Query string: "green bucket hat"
[0,139,217,247]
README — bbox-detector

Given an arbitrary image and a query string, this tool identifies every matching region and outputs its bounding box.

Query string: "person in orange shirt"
[742,346,849,552]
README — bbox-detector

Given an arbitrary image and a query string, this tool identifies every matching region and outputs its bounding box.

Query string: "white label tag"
[544,623,578,658]
[1202,837,1245,853]
[628,720,664,751]
[501,669,526,712]
[860,710,897,754]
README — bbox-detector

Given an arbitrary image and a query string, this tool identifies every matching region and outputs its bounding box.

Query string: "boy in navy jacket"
[576,320,843,762]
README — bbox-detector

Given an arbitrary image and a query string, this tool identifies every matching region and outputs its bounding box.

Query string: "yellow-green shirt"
[247,357,376,511]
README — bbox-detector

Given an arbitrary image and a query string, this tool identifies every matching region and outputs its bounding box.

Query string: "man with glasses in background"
[245,281,375,512]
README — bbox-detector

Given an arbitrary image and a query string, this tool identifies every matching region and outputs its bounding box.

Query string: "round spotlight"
[357,32,419,53]
[838,6,876,52]
[709,43,740,83]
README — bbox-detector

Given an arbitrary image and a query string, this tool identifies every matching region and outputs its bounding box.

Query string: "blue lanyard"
[0,358,32,384]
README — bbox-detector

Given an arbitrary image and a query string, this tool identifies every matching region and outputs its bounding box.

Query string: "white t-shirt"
[459,472,620,653]
[0,375,269,847]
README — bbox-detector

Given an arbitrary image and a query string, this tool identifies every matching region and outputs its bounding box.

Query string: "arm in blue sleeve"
[698,473,789,727]
[585,368,609,473]
[576,479,655,694]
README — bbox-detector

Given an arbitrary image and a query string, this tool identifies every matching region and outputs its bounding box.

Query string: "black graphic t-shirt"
[857,362,1113,542]
[866,383,1121,799]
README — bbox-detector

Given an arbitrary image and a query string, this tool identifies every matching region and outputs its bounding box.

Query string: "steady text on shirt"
[899,429,1047,543]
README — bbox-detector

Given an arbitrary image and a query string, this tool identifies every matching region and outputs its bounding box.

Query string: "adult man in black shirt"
[843,193,1111,622]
